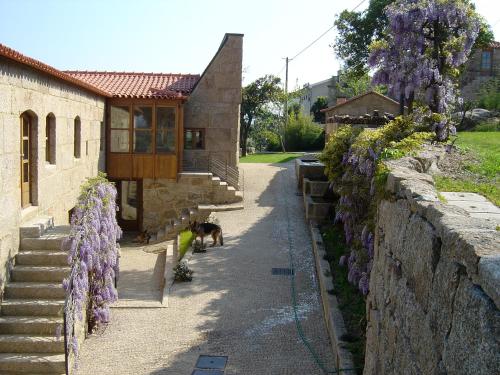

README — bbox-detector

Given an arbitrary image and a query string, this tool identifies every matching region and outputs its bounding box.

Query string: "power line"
[289,0,367,62]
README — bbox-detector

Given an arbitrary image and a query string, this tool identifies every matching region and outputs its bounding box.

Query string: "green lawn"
[178,230,194,260]
[434,131,499,206]
[239,152,303,163]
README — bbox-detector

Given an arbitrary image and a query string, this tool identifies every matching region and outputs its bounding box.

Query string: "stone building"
[321,91,401,136]
[460,41,500,101]
[0,32,243,296]
[298,76,339,117]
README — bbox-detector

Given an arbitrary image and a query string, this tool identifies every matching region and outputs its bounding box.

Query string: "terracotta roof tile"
[64,71,200,99]
[490,41,500,49]
[0,43,109,97]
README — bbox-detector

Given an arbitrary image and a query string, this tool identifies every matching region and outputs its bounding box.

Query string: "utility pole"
[284,57,289,152]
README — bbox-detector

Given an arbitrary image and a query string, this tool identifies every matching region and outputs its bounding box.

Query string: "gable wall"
[183,34,243,170]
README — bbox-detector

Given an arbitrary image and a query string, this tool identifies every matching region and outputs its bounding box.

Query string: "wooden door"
[21,115,31,208]
[115,180,142,231]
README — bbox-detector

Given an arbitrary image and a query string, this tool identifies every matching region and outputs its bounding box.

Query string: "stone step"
[20,227,69,251]
[227,186,236,192]
[0,334,64,354]
[198,203,244,212]
[219,181,228,187]
[211,176,221,182]
[0,353,65,374]
[4,283,65,300]
[11,266,70,283]
[19,216,54,239]
[0,316,62,335]
[16,251,68,266]
[1,300,64,317]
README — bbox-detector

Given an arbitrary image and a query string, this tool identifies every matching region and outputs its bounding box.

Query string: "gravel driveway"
[75,162,335,375]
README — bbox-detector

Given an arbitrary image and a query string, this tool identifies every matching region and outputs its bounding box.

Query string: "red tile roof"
[490,41,500,49]
[0,43,110,97]
[64,71,200,99]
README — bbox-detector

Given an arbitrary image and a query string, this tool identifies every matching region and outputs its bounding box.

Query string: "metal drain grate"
[192,370,224,375]
[272,267,295,276]
[195,355,228,370]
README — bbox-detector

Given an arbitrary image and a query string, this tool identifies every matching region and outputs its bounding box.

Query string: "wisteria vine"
[62,173,122,359]
[321,118,433,296]
[368,0,481,140]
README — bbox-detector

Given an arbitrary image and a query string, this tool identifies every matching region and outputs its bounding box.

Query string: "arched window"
[74,116,81,158]
[45,113,56,164]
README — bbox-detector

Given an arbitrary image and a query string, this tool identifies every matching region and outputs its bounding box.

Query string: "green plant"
[178,230,194,259]
[173,262,193,282]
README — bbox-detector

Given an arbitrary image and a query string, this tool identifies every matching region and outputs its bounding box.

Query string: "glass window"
[110,130,129,152]
[184,129,204,150]
[133,106,152,153]
[156,107,176,153]
[110,106,130,129]
[481,50,492,71]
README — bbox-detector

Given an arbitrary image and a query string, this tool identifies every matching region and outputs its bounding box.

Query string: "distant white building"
[299,76,339,116]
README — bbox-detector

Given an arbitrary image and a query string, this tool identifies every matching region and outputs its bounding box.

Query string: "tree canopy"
[369,0,483,139]
[310,96,329,123]
[240,75,283,156]
[334,0,493,78]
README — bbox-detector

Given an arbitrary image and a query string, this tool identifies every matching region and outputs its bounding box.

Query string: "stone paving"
[440,192,500,228]
[75,162,335,375]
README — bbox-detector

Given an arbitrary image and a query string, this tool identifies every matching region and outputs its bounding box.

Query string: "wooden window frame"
[184,128,205,150]
[109,102,178,155]
[480,49,493,76]
[133,105,154,154]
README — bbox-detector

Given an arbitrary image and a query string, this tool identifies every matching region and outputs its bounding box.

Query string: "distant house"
[298,76,339,117]
[461,41,500,100]
[321,91,401,136]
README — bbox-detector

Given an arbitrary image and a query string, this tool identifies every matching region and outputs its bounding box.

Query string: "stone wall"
[461,46,500,101]
[364,156,499,374]
[183,34,243,170]
[0,56,105,291]
[324,92,400,118]
[142,173,238,231]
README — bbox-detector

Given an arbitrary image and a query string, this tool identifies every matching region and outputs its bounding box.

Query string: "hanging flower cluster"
[369,0,481,140]
[62,173,122,358]
[321,118,433,295]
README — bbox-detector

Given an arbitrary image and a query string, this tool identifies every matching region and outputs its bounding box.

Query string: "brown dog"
[189,221,223,248]
[133,230,151,244]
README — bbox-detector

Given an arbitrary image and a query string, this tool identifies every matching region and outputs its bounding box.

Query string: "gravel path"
[75,162,336,374]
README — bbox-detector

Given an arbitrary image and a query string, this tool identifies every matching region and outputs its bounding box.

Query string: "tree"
[240,75,282,156]
[369,0,482,139]
[310,96,328,123]
[334,0,394,77]
[334,0,492,78]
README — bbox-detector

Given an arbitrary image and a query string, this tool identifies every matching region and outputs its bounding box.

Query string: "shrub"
[285,112,324,151]
[174,262,193,281]
[319,117,433,296]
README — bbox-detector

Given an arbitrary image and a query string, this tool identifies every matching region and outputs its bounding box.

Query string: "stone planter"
[304,195,332,221]
[303,178,330,197]
[295,158,326,190]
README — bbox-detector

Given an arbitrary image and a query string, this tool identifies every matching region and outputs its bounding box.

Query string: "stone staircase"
[0,216,69,374]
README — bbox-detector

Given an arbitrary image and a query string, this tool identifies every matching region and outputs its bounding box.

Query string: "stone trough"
[295,158,326,190]
[304,196,332,222]
[303,178,330,197]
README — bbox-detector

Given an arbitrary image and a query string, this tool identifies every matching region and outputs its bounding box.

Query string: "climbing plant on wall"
[320,118,433,295]
[62,173,122,358]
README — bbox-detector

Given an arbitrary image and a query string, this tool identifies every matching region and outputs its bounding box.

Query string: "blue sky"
[0,0,498,88]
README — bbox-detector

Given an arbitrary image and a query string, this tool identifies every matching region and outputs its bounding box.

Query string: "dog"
[189,221,223,248]
[133,230,151,244]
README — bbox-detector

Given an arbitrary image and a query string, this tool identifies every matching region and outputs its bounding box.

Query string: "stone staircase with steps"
[0,216,69,374]
[151,202,243,244]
